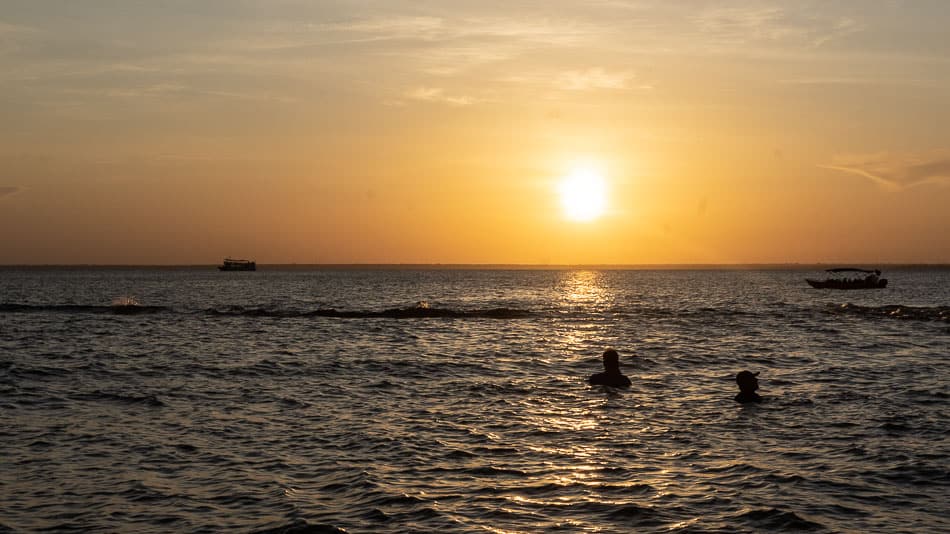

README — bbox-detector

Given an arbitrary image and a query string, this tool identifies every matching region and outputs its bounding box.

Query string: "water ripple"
[1,268,948,532]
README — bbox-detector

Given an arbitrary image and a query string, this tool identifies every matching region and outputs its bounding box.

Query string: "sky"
[1,0,949,265]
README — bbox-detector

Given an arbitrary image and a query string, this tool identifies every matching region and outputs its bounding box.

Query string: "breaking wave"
[0,303,168,315]
[828,303,950,323]
[205,305,534,319]
[0,302,530,319]
[3,300,948,326]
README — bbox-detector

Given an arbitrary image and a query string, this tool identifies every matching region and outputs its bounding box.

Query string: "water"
[1,267,947,533]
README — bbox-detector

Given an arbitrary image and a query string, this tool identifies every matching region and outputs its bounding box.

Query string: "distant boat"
[218,258,256,271]
[806,268,887,289]
[111,295,142,314]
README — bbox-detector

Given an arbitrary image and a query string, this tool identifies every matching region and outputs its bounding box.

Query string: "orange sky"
[1,1,949,264]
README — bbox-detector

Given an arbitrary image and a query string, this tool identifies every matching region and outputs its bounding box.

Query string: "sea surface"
[1,267,947,533]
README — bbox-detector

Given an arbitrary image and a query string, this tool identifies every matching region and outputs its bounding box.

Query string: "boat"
[218,258,256,271]
[111,295,142,314]
[806,268,887,289]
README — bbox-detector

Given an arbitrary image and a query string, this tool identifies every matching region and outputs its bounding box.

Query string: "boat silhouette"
[806,268,887,289]
[218,258,256,271]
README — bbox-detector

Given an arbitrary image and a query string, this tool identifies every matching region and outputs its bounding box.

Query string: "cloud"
[820,150,950,191]
[0,21,35,36]
[310,16,447,44]
[692,6,861,51]
[812,17,860,48]
[502,67,650,93]
[404,86,476,106]
[778,77,936,88]
[310,15,598,76]
[0,186,20,198]
[53,80,297,106]
[0,21,39,57]
[557,67,629,91]
[316,16,592,47]
[408,46,514,76]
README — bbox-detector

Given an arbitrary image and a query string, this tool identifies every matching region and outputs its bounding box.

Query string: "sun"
[558,167,608,222]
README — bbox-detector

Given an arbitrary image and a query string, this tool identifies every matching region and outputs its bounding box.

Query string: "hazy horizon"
[2,1,949,264]
[2,262,948,271]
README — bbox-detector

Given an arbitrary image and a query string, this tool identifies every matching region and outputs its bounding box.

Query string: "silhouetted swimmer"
[588,349,632,388]
[734,370,762,404]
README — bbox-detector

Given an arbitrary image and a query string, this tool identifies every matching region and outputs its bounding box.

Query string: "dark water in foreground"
[1,268,948,533]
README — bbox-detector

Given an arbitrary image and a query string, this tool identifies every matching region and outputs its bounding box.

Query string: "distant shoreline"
[1,263,948,271]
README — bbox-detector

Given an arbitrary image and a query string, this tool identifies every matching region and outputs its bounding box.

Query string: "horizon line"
[1,262,948,270]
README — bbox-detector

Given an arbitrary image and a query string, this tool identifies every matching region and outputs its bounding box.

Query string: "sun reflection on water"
[529,415,600,434]
[557,270,614,307]
[549,270,618,350]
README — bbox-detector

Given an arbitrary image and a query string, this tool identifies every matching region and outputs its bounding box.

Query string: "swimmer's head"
[602,349,621,371]
[736,370,759,393]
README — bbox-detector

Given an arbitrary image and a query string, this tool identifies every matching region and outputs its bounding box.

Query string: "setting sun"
[559,167,608,222]
[0,1,947,266]
[1,3,949,532]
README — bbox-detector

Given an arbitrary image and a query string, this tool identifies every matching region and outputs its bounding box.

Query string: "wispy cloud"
[0,21,36,36]
[403,86,476,106]
[310,16,447,44]
[314,16,593,47]
[0,186,20,198]
[406,46,514,76]
[361,16,599,77]
[820,150,950,191]
[0,20,38,58]
[692,6,861,51]
[812,17,860,48]
[56,81,297,104]
[778,77,937,87]
[557,67,630,91]
[502,67,650,93]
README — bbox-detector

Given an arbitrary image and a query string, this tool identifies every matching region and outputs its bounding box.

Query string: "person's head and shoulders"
[589,348,632,388]
[734,370,762,404]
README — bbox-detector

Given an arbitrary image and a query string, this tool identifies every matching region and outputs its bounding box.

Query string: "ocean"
[1,267,947,533]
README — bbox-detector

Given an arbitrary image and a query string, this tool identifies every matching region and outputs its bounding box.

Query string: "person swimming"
[588,348,632,388]
[734,370,762,403]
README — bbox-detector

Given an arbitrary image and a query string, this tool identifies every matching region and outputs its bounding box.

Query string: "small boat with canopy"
[806,268,887,289]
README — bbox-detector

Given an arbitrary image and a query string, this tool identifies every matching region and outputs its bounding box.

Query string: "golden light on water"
[558,270,613,308]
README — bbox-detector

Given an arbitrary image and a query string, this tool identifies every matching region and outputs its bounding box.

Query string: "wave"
[250,520,348,534]
[204,302,753,320]
[205,305,534,319]
[14,300,945,324]
[0,301,531,319]
[0,300,788,321]
[828,303,950,322]
[732,508,826,531]
[0,303,167,315]
[72,390,166,407]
